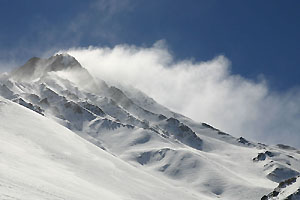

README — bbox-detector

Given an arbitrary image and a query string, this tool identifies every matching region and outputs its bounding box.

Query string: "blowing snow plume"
[59,41,300,148]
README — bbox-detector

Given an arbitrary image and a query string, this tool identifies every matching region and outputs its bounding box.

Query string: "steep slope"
[0,97,204,200]
[1,54,300,200]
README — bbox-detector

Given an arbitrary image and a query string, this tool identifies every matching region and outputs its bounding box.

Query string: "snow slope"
[262,176,300,199]
[0,97,204,200]
[1,54,300,200]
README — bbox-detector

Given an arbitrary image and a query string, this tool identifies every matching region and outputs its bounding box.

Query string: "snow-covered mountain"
[1,54,300,200]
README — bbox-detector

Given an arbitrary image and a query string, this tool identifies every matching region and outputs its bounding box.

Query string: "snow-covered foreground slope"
[0,97,204,200]
[1,54,300,200]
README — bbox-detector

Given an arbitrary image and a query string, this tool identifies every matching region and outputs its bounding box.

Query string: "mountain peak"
[48,53,82,71]
[10,53,84,81]
[1,53,300,200]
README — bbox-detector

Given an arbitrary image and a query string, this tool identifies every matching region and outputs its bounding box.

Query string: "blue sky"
[1,0,300,146]
[0,0,300,90]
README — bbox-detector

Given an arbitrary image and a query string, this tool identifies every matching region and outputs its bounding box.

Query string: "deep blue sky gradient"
[0,0,299,90]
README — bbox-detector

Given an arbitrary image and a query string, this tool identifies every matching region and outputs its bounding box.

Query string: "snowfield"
[0,54,300,200]
[0,97,203,200]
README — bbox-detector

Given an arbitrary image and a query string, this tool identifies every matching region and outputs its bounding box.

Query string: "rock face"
[261,176,300,200]
[1,54,300,200]
[163,117,203,150]
[10,53,88,81]
[253,151,274,161]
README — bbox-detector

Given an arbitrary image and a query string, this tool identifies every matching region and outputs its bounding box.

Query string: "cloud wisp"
[60,42,300,148]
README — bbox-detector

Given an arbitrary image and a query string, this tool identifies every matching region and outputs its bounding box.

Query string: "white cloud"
[60,42,300,147]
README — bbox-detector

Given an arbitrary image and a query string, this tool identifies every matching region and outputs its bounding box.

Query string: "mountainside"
[1,54,300,200]
[0,96,201,200]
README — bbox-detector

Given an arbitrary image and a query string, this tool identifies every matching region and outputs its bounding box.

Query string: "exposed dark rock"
[9,54,91,82]
[165,117,202,150]
[253,150,275,162]
[267,167,299,183]
[278,177,297,188]
[80,101,105,116]
[158,114,167,120]
[237,137,251,145]
[64,101,83,114]
[261,195,268,200]
[253,153,267,161]
[272,190,279,197]
[261,176,300,200]
[166,117,180,125]
[10,57,41,81]
[137,148,171,165]
[265,151,274,157]
[277,144,297,150]
[202,122,218,131]
[217,131,229,135]
[13,98,44,115]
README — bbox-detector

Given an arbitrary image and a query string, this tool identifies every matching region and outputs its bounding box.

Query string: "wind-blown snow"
[60,43,300,148]
[1,54,300,200]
